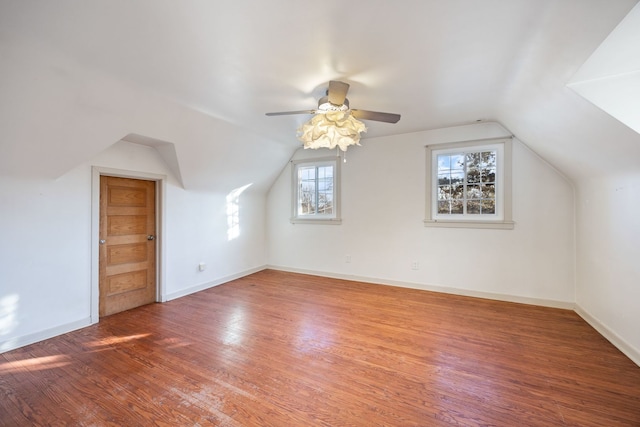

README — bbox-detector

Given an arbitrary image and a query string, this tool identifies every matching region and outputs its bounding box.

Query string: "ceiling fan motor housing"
[266,80,400,123]
[318,96,349,112]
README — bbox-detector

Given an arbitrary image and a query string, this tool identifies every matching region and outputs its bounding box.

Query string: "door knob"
[147,235,155,241]
[99,239,106,245]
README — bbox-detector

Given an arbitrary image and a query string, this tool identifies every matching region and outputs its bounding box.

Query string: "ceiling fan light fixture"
[297,110,367,152]
[267,80,398,151]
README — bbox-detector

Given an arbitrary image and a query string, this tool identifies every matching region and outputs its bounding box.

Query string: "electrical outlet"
[198,262,206,272]
[411,261,419,270]
[345,255,351,263]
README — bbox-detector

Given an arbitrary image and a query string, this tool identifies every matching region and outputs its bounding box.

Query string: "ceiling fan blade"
[327,80,350,105]
[265,110,316,116]
[351,109,401,123]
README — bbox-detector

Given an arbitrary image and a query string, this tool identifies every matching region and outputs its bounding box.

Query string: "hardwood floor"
[1,270,639,426]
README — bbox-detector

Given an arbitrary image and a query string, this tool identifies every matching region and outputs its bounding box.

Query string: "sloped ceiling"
[1,0,639,191]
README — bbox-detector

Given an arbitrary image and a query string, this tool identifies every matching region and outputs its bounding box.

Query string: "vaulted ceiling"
[1,0,639,191]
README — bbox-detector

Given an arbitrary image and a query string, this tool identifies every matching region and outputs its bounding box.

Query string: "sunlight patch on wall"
[0,294,19,342]
[226,183,252,241]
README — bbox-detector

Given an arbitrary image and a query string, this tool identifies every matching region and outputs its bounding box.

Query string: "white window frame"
[425,137,514,229]
[291,157,342,224]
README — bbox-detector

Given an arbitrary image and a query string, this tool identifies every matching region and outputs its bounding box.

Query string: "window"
[291,157,341,224]
[425,138,514,229]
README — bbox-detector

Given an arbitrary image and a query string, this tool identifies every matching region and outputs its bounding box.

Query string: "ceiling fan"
[265,80,401,123]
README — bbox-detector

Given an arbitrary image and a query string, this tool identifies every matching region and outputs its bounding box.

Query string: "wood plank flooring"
[1,270,639,426]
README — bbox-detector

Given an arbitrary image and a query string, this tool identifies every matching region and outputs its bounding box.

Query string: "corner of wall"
[574,303,640,367]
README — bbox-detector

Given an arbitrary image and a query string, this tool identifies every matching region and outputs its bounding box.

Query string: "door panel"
[99,176,156,317]
[107,243,147,264]
[107,270,148,294]
[108,215,147,235]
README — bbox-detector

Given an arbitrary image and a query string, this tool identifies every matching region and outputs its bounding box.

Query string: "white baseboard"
[266,265,575,310]
[164,265,268,301]
[1,266,268,354]
[8,267,636,370]
[574,304,640,367]
[268,266,639,367]
[0,317,92,354]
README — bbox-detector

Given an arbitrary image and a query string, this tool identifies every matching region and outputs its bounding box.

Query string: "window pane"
[299,184,315,214]
[451,199,463,214]
[437,200,450,214]
[298,166,316,215]
[317,165,333,215]
[318,165,333,182]
[299,167,315,181]
[481,151,496,168]
[467,200,480,214]
[466,152,481,168]
[437,154,452,171]
[451,184,464,200]
[482,167,496,183]
[481,184,495,199]
[467,168,481,184]
[297,164,336,216]
[429,142,508,224]
[438,186,451,200]
[467,185,481,199]
[481,200,495,214]
[451,154,465,169]
[318,191,332,214]
[293,160,340,222]
[463,150,496,215]
[451,170,464,185]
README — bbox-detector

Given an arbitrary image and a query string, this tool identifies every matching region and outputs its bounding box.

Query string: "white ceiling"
[569,4,640,136]
[1,0,639,190]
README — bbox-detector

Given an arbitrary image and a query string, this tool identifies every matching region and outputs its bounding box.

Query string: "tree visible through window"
[425,138,513,229]
[437,150,496,215]
[291,157,341,224]
[298,165,333,215]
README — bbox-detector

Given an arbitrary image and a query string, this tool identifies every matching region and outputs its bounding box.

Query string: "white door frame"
[90,166,167,324]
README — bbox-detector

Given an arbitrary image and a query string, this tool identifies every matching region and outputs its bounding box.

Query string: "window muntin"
[291,157,341,224]
[425,138,513,229]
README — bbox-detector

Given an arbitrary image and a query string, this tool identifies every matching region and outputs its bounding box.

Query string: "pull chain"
[336,147,347,163]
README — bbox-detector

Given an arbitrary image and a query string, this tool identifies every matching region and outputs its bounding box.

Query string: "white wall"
[575,174,640,365]
[1,169,93,350]
[267,123,575,306]
[0,141,267,352]
[4,121,638,367]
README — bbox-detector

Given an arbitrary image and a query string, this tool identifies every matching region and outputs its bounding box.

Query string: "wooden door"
[99,176,156,317]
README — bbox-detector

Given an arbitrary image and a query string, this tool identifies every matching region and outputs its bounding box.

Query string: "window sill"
[423,219,514,230]
[290,218,342,225]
